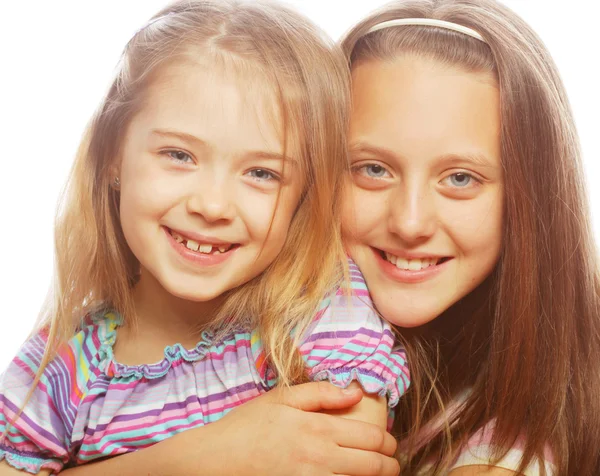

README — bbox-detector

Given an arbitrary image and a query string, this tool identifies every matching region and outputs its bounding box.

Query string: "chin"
[374,296,448,329]
[160,280,226,303]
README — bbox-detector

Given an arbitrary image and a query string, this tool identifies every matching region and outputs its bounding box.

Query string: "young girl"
[0,1,408,474]
[341,0,600,475]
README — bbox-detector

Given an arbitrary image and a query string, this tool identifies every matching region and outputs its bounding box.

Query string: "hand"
[165,381,400,476]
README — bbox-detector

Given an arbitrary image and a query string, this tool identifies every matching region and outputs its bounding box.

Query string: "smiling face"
[117,61,303,306]
[343,56,503,327]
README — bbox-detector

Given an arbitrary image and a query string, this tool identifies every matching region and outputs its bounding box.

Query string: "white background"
[0,1,598,368]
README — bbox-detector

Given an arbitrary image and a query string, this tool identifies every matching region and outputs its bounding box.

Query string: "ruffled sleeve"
[0,332,71,474]
[299,262,410,407]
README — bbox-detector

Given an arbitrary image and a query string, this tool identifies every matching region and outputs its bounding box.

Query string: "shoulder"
[300,260,388,357]
[306,258,380,334]
[346,258,372,296]
[0,309,118,473]
[449,420,556,476]
[1,309,117,401]
[298,259,410,405]
[0,313,106,473]
[448,467,519,475]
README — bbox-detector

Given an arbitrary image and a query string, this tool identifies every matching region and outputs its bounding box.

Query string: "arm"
[57,429,223,476]
[59,434,208,476]
[322,381,388,428]
[0,433,213,476]
[60,383,397,476]
[0,425,217,476]
[299,269,409,431]
[0,335,69,475]
[3,383,399,476]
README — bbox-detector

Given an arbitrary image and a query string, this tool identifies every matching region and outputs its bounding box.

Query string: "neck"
[129,268,223,346]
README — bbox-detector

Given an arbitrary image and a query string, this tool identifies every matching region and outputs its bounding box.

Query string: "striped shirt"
[0,261,409,474]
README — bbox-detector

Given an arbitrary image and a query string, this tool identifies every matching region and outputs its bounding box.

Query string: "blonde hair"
[343,1,600,475]
[34,0,349,395]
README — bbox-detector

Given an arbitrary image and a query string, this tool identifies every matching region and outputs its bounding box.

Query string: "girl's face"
[343,56,503,327]
[117,62,303,304]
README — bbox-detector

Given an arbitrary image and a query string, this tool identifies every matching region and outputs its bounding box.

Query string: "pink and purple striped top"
[0,262,409,474]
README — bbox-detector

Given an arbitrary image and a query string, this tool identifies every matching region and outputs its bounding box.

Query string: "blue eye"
[164,150,193,163]
[366,164,387,177]
[355,163,390,178]
[447,173,473,187]
[247,169,279,181]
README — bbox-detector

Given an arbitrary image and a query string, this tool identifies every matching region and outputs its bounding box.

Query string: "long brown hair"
[27,0,349,403]
[342,1,600,474]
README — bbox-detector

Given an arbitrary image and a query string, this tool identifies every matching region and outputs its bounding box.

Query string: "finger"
[332,448,400,476]
[314,414,397,456]
[266,381,364,412]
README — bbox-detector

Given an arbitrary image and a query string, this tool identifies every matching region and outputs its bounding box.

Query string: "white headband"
[366,18,485,43]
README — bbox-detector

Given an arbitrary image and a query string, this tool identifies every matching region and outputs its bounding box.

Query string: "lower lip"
[372,247,451,284]
[164,227,238,266]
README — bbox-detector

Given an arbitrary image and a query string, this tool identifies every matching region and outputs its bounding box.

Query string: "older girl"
[341,0,600,474]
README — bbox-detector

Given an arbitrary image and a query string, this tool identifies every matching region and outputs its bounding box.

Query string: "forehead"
[350,56,500,164]
[131,59,290,155]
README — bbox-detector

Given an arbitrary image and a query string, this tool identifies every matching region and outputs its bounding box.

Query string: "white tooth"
[420,260,430,270]
[186,239,200,251]
[219,246,227,253]
[408,260,421,271]
[199,244,212,254]
[397,258,409,269]
[213,250,221,255]
[390,255,397,265]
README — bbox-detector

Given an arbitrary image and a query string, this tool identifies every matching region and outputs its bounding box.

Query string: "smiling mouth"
[378,249,452,271]
[168,229,239,255]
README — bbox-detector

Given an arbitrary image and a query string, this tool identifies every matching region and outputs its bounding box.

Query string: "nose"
[388,180,437,244]
[186,173,235,223]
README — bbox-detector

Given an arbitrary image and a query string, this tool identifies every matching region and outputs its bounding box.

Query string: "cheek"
[119,178,176,224]
[119,184,148,227]
[119,155,177,217]
[342,186,387,239]
[445,193,503,262]
[244,186,300,243]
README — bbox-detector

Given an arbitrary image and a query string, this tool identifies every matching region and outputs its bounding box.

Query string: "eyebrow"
[437,153,497,168]
[150,128,296,163]
[150,129,208,147]
[349,142,496,168]
[349,143,398,162]
[245,151,297,164]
